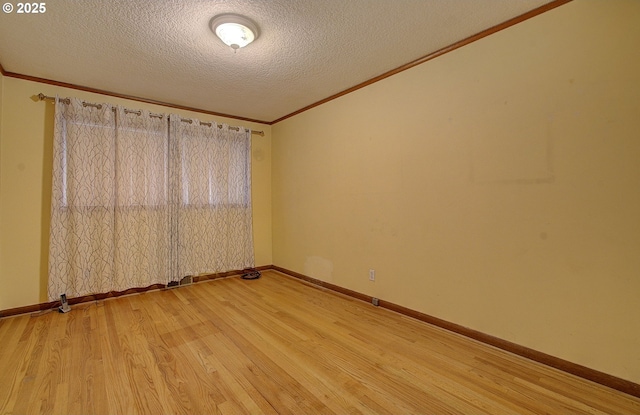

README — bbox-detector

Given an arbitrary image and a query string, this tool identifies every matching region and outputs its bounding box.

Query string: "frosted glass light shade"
[210,14,259,50]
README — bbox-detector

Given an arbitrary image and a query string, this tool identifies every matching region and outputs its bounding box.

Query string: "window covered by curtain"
[48,97,254,301]
[170,115,254,278]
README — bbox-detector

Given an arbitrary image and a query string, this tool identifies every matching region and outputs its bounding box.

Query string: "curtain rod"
[37,93,265,136]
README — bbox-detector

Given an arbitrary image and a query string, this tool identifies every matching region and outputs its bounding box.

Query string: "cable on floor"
[241,268,261,280]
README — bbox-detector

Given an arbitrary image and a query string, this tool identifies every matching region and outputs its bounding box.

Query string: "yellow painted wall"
[0,72,4,309]
[0,76,272,311]
[272,0,640,383]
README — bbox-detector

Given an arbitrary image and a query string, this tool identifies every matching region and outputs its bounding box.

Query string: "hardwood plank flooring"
[1,270,639,414]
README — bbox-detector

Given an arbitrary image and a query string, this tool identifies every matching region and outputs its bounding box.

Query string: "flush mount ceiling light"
[210,14,259,51]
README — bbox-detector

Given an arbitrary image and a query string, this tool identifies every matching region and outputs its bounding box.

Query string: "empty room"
[1,0,639,413]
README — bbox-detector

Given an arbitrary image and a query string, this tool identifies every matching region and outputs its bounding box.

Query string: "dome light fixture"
[210,14,259,51]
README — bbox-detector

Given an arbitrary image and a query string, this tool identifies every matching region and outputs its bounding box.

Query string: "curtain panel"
[170,114,254,278]
[48,97,254,301]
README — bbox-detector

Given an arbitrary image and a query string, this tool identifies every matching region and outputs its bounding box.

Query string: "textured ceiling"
[0,0,556,123]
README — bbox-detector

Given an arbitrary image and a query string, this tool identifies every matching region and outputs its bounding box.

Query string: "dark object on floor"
[242,268,261,280]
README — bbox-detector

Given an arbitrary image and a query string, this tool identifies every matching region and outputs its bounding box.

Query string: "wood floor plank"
[0,316,31,413]
[1,270,639,415]
[9,314,52,415]
[199,291,367,415]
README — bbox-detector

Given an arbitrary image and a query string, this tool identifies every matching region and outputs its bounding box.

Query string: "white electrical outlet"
[369,269,375,281]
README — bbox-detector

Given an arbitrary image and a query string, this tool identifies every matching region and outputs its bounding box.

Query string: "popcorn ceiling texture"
[0,0,552,122]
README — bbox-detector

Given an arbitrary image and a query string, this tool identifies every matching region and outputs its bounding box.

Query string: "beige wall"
[0,76,272,311]
[0,72,3,309]
[272,0,640,383]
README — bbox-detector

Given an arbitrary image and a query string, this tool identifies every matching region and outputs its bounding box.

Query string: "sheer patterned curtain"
[113,106,171,290]
[48,97,254,301]
[170,115,254,279]
[48,98,171,300]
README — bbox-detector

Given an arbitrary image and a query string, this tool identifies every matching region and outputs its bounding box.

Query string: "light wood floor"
[1,270,639,415]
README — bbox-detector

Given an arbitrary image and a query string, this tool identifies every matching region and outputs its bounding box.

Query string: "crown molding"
[271,0,573,124]
[0,66,270,125]
[0,0,573,125]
